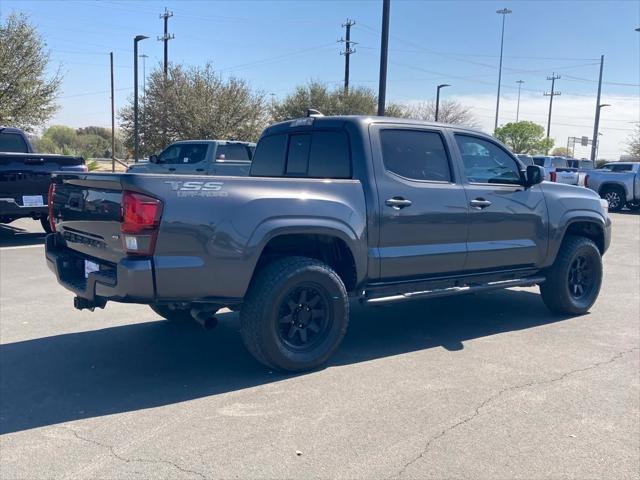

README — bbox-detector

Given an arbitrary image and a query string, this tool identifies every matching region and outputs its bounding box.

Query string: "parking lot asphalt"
[1,213,638,480]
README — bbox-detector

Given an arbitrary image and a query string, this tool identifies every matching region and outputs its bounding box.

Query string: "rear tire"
[600,186,625,212]
[240,256,349,372]
[540,235,602,315]
[40,216,53,234]
[150,304,195,323]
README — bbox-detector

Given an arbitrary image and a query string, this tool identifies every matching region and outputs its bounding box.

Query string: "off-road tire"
[540,235,602,315]
[600,186,625,212]
[40,216,53,234]
[240,256,349,372]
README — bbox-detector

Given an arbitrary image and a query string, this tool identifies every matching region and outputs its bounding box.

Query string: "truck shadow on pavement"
[0,289,574,435]
[0,223,46,248]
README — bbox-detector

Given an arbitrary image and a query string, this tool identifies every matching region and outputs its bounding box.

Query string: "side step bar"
[362,276,545,306]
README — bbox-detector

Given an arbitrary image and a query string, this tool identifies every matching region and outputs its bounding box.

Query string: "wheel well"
[564,221,605,253]
[599,182,625,195]
[255,234,358,292]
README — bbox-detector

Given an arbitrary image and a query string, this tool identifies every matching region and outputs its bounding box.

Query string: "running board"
[362,276,545,306]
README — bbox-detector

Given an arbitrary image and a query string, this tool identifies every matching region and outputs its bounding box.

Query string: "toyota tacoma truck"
[127,140,255,176]
[1,126,86,232]
[45,115,611,372]
[584,162,640,211]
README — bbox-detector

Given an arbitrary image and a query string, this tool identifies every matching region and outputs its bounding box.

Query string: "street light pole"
[515,80,524,122]
[377,0,390,116]
[590,55,605,162]
[435,84,450,122]
[133,35,148,163]
[494,7,512,132]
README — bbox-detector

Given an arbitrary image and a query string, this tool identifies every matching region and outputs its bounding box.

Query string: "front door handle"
[386,197,412,209]
[196,168,205,172]
[470,198,492,209]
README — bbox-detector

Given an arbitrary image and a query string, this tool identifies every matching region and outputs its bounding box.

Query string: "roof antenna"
[306,109,324,118]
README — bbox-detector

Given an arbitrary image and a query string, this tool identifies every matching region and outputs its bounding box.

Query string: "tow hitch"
[73,296,106,311]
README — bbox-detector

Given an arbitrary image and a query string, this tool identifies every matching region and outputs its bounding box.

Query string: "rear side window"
[0,132,29,153]
[251,134,287,176]
[308,131,350,178]
[216,144,251,162]
[380,129,452,182]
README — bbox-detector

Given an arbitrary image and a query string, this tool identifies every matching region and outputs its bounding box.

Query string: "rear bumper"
[45,233,155,303]
[0,197,47,219]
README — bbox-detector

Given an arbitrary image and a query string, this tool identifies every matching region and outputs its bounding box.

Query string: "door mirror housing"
[149,154,158,164]
[525,165,544,187]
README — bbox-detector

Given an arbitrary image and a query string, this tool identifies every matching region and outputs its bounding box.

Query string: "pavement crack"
[389,347,639,479]
[58,425,207,479]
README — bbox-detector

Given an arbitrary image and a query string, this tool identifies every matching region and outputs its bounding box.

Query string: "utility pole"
[515,79,524,122]
[139,54,149,95]
[339,19,356,94]
[158,7,174,77]
[544,73,561,139]
[377,0,390,116]
[133,35,148,162]
[110,52,115,173]
[494,7,512,132]
[591,55,605,162]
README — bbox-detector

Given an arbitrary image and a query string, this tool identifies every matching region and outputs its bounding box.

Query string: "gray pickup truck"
[45,116,611,372]
[127,140,255,176]
[584,162,640,211]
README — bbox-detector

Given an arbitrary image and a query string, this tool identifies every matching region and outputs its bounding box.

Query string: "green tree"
[551,147,570,156]
[35,125,125,159]
[0,13,62,131]
[119,62,268,157]
[400,100,478,127]
[495,121,554,154]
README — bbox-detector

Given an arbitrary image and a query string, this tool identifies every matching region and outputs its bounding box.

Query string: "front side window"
[159,143,208,164]
[380,129,452,182]
[455,135,522,185]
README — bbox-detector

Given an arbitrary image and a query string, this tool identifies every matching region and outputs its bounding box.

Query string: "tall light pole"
[377,0,390,116]
[544,73,561,138]
[593,103,610,161]
[590,55,605,161]
[494,7,512,132]
[435,84,450,122]
[133,35,148,162]
[515,80,524,122]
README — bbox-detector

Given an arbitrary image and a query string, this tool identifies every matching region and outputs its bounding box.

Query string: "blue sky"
[1,0,639,158]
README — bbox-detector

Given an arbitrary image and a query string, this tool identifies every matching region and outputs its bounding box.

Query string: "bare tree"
[626,125,640,159]
[401,100,478,127]
[0,13,62,131]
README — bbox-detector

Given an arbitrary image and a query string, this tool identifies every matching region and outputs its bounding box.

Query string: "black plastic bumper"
[0,197,47,220]
[45,234,155,303]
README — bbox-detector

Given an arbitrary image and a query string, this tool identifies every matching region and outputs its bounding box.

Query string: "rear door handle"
[470,198,492,209]
[385,197,412,209]
[168,168,176,172]
[196,168,205,172]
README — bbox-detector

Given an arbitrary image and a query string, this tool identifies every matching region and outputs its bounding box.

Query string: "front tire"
[240,257,349,372]
[600,186,625,212]
[540,236,602,315]
[40,216,53,234]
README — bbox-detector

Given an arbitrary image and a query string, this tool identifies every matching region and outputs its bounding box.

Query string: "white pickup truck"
[532,156,579,185]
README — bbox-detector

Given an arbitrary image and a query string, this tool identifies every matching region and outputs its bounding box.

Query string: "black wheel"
[540,236,602,315]
[40,216,53,234]
[600,186,625,212]
[240,256,349,372]
[150,304,195,322]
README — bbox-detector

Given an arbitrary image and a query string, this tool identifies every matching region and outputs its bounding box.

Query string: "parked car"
[0,126,86,232]
[532,155,579,185]
[516,154,534,166]
[46,115,610,372]
[584,162,640,211]
[127,140,255,176]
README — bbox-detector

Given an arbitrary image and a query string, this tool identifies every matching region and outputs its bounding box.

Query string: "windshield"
[0,132,29,153]
[532,157,546,166]
[551,158,568,168]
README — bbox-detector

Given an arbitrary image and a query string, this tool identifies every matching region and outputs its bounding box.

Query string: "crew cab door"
[451,133,548,271]
[371,125,469,279]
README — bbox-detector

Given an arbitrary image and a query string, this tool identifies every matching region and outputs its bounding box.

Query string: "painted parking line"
[0,244,45,251]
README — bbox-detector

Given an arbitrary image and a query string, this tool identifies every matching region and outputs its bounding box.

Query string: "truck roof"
[171,139,256,146]
[262,115,486,137]
[0,126,26,134]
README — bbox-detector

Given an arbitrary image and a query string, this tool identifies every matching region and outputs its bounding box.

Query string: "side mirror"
[149,154,158,164]
[525,165,544,187]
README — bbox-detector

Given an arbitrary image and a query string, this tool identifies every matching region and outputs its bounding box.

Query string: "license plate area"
[84,260,100,278]
[22,195,44,207]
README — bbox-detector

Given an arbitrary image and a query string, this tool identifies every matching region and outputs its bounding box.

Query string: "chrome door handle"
[386,197,412,209]
[470,198,492,209]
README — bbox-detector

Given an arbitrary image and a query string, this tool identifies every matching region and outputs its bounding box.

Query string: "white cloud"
[444,93,639,160]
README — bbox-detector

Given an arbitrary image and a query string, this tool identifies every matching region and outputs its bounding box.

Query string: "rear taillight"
[121,191,163,255]
[47,183,56,232]
[549,171,557,182]
[584,175,589,188]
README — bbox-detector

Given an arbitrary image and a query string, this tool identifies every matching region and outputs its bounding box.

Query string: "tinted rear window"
[250,134,287,176]
[532,157,546,166]
[308,131,350,178]
[216,144,251,162]
[0,132,29,153]
[286,134,311,175]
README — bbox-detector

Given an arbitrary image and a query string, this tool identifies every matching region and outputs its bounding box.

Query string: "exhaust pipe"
[190,305,219,330]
